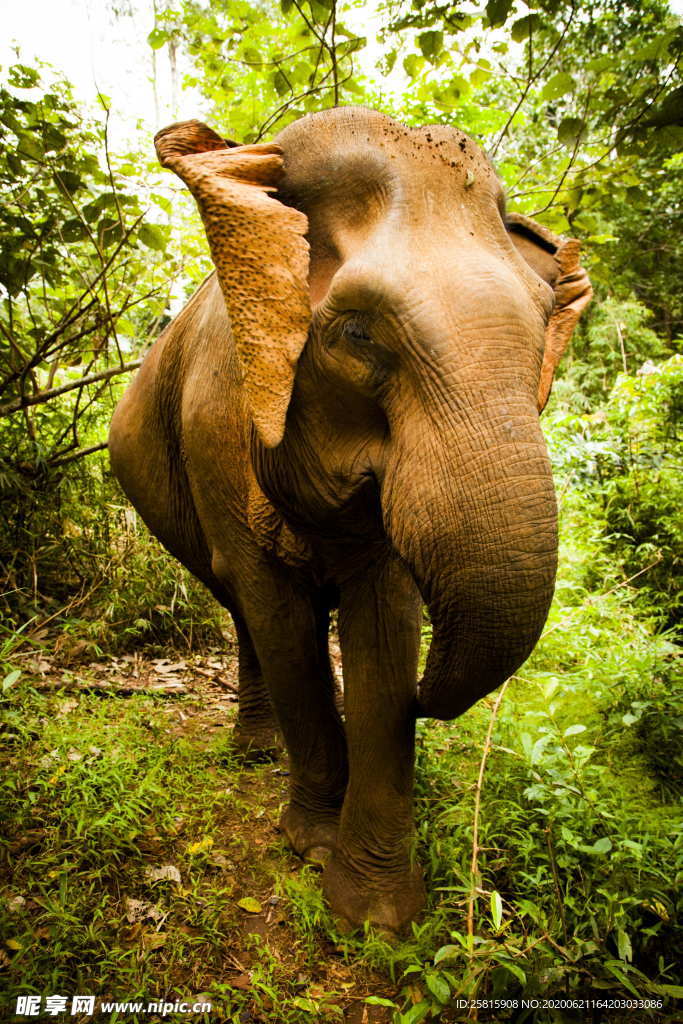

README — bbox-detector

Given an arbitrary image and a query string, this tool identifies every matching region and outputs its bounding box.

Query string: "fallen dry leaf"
[124,897,163,925]
[226,972,251,991]
[56,698,78,716]
[187,836,214,856]
[141,931,167,950]
[144,864,181,885]
[153,661,188,674]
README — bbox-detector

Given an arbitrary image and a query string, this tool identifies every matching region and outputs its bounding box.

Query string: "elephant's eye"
[341,316,373,347]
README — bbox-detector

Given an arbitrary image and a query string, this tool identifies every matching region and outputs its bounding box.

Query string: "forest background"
[0,0,682,1021]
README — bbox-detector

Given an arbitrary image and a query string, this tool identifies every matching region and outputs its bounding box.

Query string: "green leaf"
[433,944,459,965]
[3,670,21,691]
[399,1002,430,1024]
[8,64,39,88]
[647,983,683,998]
[292,997,318,1012]
[364,996,396,1007]
[338,37,365,58]
[151,193,172,215]
[486,0,514,28]
[511,14,541,42]
[490,889,503,930]
[61,218,89,242]
[616,928,632,963]
[542,72,576,101]
[54,170,83,194]
[425,971,450,1004]
[138,223,168,253]
[236,896,262,914]
[272,70,290,96]
[147,28,170,49]
[558,116,587,146]
[497,958,527,986]
[418,31,443,62]
[604,961,642,998]
[591,836,613,855]
[587,54,614,72]
[403,54,423,79]
[633,29,678,61]
[563,723,586,737]
[16,134,43,161]
[309,0,332,19]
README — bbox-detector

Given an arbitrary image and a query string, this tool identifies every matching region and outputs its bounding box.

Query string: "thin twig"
[466,681,509,941]
[48,441,109,468]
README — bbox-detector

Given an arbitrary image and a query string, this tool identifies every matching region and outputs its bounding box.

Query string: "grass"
[0,679,394,1022]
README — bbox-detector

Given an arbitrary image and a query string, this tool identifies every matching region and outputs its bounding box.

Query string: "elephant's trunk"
[383,401,557,721]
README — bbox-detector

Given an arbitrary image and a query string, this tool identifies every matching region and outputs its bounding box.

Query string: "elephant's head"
[156,107,592,720]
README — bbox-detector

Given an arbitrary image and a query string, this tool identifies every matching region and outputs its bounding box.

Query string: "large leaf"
[424,971,450,1004]
[486,0,514,28]
[511,14,541,42]
[418,31,443,62]
[147,28,169,50]
[558,116,587,146]
[490,889,503,930]
[542,72,576,101]
[138,223,169,253]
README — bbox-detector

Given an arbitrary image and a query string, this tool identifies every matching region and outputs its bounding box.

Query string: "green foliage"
[558,296,669,405]
[154,0,369,142]
[0,61,171,412]
[548,352,683,626]
[0,60,178,616]
[313,551,681,1018]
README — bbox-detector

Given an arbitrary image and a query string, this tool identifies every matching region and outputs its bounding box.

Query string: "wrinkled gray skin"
[110,107,572,932]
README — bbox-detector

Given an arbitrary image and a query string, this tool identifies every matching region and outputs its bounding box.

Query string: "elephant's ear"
[155,119,311,448]
[506,212,593,412]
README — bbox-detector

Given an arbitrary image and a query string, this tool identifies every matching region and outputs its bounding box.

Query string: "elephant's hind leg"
[238,576,349,867]
[231,612,283,761]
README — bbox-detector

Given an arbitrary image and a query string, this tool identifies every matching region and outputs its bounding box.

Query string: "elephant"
[109,106,592,932]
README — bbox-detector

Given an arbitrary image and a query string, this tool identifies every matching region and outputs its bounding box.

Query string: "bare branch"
[48,441,109,468]
[0,361,142,418]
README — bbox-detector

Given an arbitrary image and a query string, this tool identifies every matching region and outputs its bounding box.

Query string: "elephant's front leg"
[323,555,425,932]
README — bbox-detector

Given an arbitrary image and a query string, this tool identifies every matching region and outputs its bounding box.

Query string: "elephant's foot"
[322,851,425,934]
[280,802,341,868]
[232,717,284,763]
